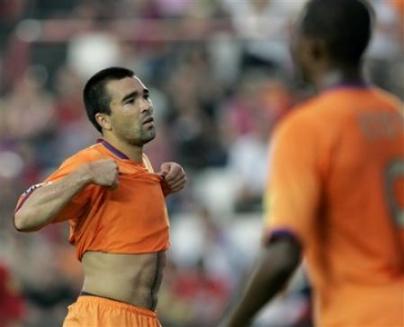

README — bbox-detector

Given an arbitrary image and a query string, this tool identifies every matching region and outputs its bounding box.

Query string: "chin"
[127,134,155,146]
[142,132,156,144]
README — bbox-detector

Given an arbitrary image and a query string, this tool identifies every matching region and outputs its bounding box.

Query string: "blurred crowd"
[0,0,402,326]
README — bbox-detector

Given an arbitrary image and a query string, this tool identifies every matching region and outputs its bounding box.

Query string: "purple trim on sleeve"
[264,228,302,247]
[97,139,129,160]
[15,183,44,212]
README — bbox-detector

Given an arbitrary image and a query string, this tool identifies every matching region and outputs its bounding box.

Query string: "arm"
[14,159,119,232]
[224,237,301,327]
[222,114,319,326]
[14,168,91,232]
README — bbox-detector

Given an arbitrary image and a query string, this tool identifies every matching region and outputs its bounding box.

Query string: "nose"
[140,100,153,113]
[141,106,153,114]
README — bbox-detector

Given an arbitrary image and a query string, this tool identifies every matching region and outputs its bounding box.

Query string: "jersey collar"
[322,78,369,93]
[97,139,129,160]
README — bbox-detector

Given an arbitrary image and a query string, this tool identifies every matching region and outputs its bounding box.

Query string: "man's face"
[106,76,155,146]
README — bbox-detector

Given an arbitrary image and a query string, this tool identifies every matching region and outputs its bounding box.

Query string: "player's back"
[300,86,404,326]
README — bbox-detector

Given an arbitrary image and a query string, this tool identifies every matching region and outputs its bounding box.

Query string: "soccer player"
[14,67,187,327]
[223,0,404,326]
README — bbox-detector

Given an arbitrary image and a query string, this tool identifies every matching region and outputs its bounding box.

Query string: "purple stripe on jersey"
[97,139,129,160]
[264,228,302,247]
[15,183,43,212]
[326,80,369,91]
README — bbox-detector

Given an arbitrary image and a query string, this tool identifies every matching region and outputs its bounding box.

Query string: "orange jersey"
[264,86,404,326]
[16,140,170,260]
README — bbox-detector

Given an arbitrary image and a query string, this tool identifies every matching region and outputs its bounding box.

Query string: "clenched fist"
[80,159,119,188]
[158,162,186,195]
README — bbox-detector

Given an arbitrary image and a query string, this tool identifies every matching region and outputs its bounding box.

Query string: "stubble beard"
[129,127,156,146]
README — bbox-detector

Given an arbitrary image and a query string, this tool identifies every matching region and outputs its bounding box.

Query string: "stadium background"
[0,0,402,326]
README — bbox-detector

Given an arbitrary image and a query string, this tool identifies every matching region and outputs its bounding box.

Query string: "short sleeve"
[263,113,322,246]
[47,159,94,223]
[15,156,93,223]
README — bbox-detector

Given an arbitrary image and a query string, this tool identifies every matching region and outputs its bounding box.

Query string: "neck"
[314,65,364,92]
[102,133,143,162]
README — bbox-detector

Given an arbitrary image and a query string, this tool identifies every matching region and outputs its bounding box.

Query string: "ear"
[95,112,112,131]
[309,38,327,62]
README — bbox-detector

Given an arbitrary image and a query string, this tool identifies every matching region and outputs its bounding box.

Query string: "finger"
[159,163,171,175]
[168,184,183,193]
[165,173,186,186]
[160,162,181,179]
[170,177,186,188]
[166,179,186,192]
[157,163,172,178]
[157,170,167,178]
[164,166,184,181]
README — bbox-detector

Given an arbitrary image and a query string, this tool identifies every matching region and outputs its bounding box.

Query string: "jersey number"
[385,159,404,227]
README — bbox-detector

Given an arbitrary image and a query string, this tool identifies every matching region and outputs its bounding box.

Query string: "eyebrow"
[121,91,138,103]
[121,89,150,103]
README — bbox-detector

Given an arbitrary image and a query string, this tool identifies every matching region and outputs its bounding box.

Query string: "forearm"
[225,239,301,327]
[14,170,91,231]
[226,261,293,326]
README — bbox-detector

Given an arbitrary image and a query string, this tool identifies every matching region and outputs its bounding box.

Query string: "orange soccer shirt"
[264,85,404,326]
[16,140,170,260]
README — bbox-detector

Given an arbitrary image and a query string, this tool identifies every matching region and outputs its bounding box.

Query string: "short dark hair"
[83,67,134,132]
[301,0,374,65]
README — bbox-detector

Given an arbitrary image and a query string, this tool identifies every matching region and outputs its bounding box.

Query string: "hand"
[80,159,119,188]
[157,162,186,194]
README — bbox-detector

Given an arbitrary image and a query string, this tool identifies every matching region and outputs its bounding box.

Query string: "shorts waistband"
[77,292,157,318]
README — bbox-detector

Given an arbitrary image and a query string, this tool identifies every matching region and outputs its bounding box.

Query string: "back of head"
[83,67,134,133]
[300,0,375,66]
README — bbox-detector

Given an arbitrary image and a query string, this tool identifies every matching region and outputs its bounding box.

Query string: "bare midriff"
[81,251,166,310]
